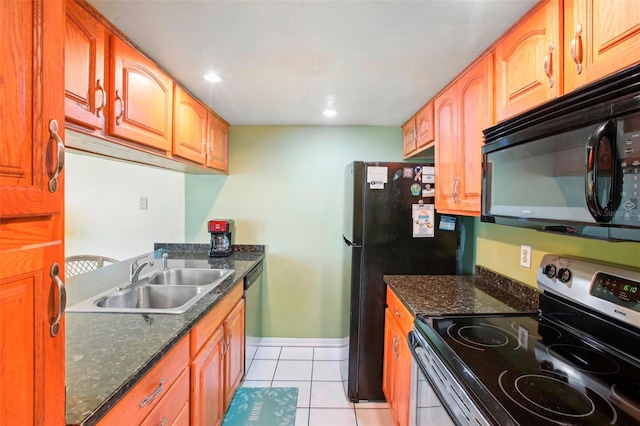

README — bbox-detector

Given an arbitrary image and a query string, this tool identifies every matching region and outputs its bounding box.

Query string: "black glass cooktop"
[416,313,640,425]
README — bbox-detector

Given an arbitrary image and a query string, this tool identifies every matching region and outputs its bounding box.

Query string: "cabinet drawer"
[98,337,190,425]
[386,286,414,336]
[191,283,242,357]
[141,368,190,426]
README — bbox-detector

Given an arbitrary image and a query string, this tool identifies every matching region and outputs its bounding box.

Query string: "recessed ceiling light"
[323,109,337,117]
[204,72,222,83]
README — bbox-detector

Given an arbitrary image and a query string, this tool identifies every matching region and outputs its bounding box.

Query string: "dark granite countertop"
[384,266,540,317]
[65,244,264,426]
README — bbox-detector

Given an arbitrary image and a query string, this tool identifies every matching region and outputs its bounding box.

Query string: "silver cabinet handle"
[570,24,583,74]
[456,177,461,203]
[95,79,106,117]
[50,263,66,337]
[115,89,125,125]
[221,337,228,356]
[46,119,65,193]
[202,139,207,158]
[140,377,166,407]
[543,43,554,88]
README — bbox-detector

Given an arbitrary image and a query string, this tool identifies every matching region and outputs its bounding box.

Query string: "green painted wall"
[476,220,640,287]
[185,126,403,338]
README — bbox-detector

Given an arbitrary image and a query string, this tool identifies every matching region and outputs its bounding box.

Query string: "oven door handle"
[585,120,620,222]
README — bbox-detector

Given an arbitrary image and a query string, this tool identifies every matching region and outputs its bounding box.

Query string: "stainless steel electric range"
[409,255,640,425]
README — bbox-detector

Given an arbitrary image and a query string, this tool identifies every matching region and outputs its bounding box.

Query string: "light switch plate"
[520,245,531,268]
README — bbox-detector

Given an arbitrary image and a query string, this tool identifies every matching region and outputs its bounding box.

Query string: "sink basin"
[148,268,232,286]
[66,268,235,314]
[95,285,203,310]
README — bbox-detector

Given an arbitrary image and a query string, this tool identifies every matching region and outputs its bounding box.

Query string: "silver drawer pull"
[393,307,402,318]
[140,377,166,407]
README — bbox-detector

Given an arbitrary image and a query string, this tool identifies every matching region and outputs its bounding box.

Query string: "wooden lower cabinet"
[190,283,245,426]
[97,283,245,426]
[191,327,226,426]
[383,287,413,426]
[97,338,190,425]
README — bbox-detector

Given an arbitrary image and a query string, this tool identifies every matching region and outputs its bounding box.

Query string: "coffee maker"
[208,220,234,257]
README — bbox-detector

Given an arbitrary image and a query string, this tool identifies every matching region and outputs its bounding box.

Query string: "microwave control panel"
[616,114,640,225]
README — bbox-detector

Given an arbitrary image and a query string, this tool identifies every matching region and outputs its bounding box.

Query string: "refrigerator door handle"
[343,235,362,248]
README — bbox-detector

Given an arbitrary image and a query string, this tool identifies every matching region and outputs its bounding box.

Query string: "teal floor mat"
[222,387,298,426]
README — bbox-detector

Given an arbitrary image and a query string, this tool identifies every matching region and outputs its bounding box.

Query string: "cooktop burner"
[419,314,640,425]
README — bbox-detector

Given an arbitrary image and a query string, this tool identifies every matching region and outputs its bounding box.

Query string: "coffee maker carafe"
[208,220,234,257]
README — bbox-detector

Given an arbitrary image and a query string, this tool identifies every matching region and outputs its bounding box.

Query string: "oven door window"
[484,125,600,223]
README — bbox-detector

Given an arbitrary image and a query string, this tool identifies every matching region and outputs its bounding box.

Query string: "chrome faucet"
[129,256,154,283]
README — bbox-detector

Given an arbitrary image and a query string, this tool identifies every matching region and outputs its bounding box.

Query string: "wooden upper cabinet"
[206,114,229,173]
[1,0,65,218]
[65,0,107,131]
[108,36,173,152]
[402,101,434,158]
[435,54,492,216]
[401,118,417,157]
[415,101,434,149]
[564,0,640,92]
[173,85,207,164]
[494,0,561,122]
[434,85,458,214]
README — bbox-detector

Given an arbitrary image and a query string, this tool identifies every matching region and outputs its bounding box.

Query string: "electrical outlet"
[139,197,148,210]
[520,245,531,268]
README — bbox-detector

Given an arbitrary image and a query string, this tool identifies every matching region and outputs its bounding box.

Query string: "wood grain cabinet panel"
[435,54,492,216]
[0,1,66,423]
[65,0,107,131]
[108,35,173,152]
[494,0,561,122]
[206,114,229,172]
[401,118,417,157]
[173,85,208,164]
[141,368,191,426]
[98,337,190,426]
[191,326,226,426]
[383,288,412,426]
[224,298,245,410]
[564,0,640,92]
[415,101,435,149]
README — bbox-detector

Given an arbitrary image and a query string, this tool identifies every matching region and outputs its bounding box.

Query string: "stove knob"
[557,268,572,283]
[543,264,557,278]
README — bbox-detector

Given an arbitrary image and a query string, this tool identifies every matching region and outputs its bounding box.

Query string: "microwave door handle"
[585,120,616,222]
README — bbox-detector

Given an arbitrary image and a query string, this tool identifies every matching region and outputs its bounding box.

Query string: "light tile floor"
[242,345,394,426]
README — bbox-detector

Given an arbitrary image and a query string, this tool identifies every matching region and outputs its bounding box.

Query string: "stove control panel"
[537,255,640,328]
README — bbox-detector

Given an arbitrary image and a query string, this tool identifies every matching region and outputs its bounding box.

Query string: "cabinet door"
[1,0,65,218]
[141,368,190,426]
[109,36,173,152]
[564,0,640,92]
[415,102,434,149]
[0,243,65,426]
[206,114,229,172]
[191,327,225,426]
[401,118,417,157]
[65,0,107,130]
[224,299,245,410]
[456,54,493,216]
[382,309,397,413]
[495,0,561,122]
[434,84,459,213]
[173,85,207,164]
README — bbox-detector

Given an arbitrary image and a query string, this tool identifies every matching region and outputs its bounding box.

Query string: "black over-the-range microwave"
[482,63,640,242]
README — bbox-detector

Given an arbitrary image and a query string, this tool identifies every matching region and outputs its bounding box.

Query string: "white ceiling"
[88,0,536,126]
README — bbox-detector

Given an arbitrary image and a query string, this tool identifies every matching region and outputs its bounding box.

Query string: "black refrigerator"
[342,161,460,402]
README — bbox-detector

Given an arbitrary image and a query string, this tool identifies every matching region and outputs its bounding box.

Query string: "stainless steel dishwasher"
[244,260,263,372]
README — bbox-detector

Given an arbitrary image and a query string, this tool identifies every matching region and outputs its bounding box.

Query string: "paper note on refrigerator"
[412,203,435,237]
[366,166,388,184]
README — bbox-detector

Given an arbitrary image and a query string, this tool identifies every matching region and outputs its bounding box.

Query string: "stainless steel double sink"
[66,268,234,314]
